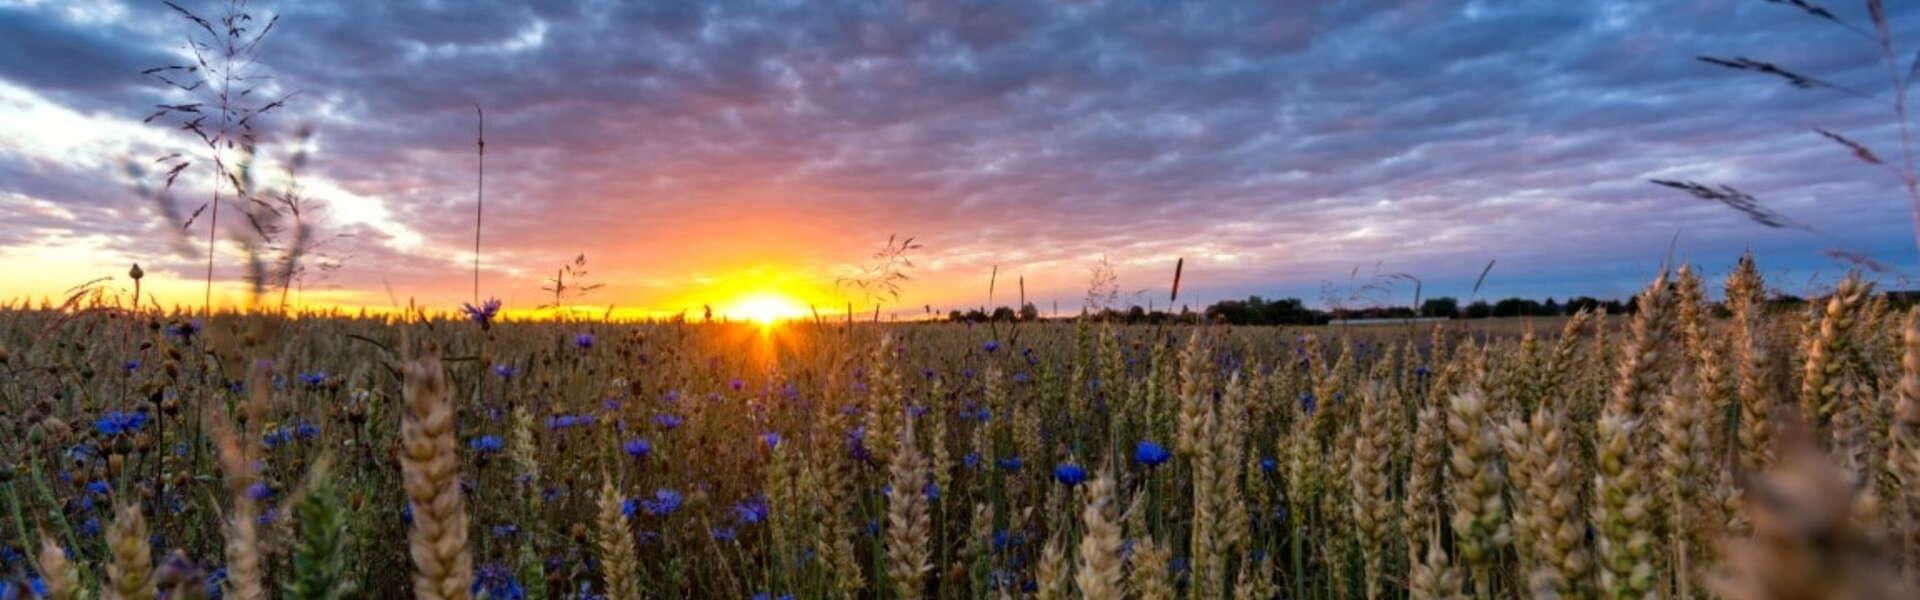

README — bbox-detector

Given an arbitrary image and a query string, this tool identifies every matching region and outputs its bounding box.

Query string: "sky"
[3,0,1920,319]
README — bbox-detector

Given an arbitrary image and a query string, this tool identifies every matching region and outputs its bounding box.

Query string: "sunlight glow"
[722,291,810,326]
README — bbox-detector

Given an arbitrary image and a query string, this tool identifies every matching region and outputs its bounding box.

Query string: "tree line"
[943,291,1833,326]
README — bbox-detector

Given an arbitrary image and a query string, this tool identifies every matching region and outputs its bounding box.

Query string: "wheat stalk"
[886,421,933,599]
[1074,470,1123,600]
[594,479,640,600]
[103,502,155,600]
[400,339,473,600]
[37,535,79,600]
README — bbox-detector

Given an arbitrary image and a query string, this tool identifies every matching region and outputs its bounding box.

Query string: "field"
[0,256,1913,599]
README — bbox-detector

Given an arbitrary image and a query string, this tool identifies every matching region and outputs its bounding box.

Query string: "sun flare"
[723,292,810,326]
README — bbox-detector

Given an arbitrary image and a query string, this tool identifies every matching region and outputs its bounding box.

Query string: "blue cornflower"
[492,363,518,379]
[470,435,505,454]
[997,457,1023,472]
[471,562,525,600]
[652,413,683,430]
[963,452,982,470]
[983,340,1001,353]
[297,372,327,387]
[1012,372,1031,384]
[1053,463,1088,486]
[1260,457,1278,474]
[85,480,110,495]
[1133,441,1172,467]
[761,432,781,450]
[491,524,520,538]
[640,488,684,516]
[94,411,149,436]
[622,438,653,459]
[573,332,595,349]
[247,482,273,501]
[730,377,745,392]
[295,421,321,440]
[122,360,141,372]
[165,320,200,341]
[461,298,503,329]
[711,527,737,542]
[924,481,941,501]
[263,428,294,448]
[734,496,769,525]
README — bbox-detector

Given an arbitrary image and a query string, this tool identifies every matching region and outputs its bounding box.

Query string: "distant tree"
[1018,303,1040,321]
[1491,297,1542,317]
[990,306,1017,322]
[1125,305,1147,323]
[1420,297,1460,318]
[947,310,965,322]
[1465,300,1493,319]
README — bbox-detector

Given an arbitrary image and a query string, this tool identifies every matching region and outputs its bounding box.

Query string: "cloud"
[1,0,1917,313]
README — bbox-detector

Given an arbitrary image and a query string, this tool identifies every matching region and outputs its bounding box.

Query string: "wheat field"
[0,253,1914,599]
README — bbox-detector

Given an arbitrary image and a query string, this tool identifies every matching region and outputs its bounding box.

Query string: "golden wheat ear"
[1712,413,1909,600]
[400,338,473,600]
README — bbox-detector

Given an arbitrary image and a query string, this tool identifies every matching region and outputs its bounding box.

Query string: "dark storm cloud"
[2,0,1919,308]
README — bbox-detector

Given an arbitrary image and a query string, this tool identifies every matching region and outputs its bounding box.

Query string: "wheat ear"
[400,339,474,600]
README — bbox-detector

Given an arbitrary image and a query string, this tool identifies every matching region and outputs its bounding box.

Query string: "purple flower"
[470,435,504,454]
[623,438,653,459]
[761,432,781,450]
[652,413,683,430]
[1133,441,1172,467]
[461,298,503,329]
[1053,463,1088,486]
[471,563,525,600]
[492,363,518,379]
[94,411,149,436]
[734,497,769,525]
[640,488,684,516]
[573,332,595,349]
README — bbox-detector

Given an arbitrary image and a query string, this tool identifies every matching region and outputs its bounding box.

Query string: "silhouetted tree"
[1420,297,1459,318]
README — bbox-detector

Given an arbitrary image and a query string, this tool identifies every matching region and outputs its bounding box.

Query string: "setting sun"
[722,292,810,325]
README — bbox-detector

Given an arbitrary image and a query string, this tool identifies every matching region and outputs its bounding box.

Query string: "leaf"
[162,161,191,189]
[1650,179,1813,230]
[1814,128,1883,164]
[162,1,216,37]
[1696,55,1864,95]
[182,202,209,230]
[1470,260,1496,298]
